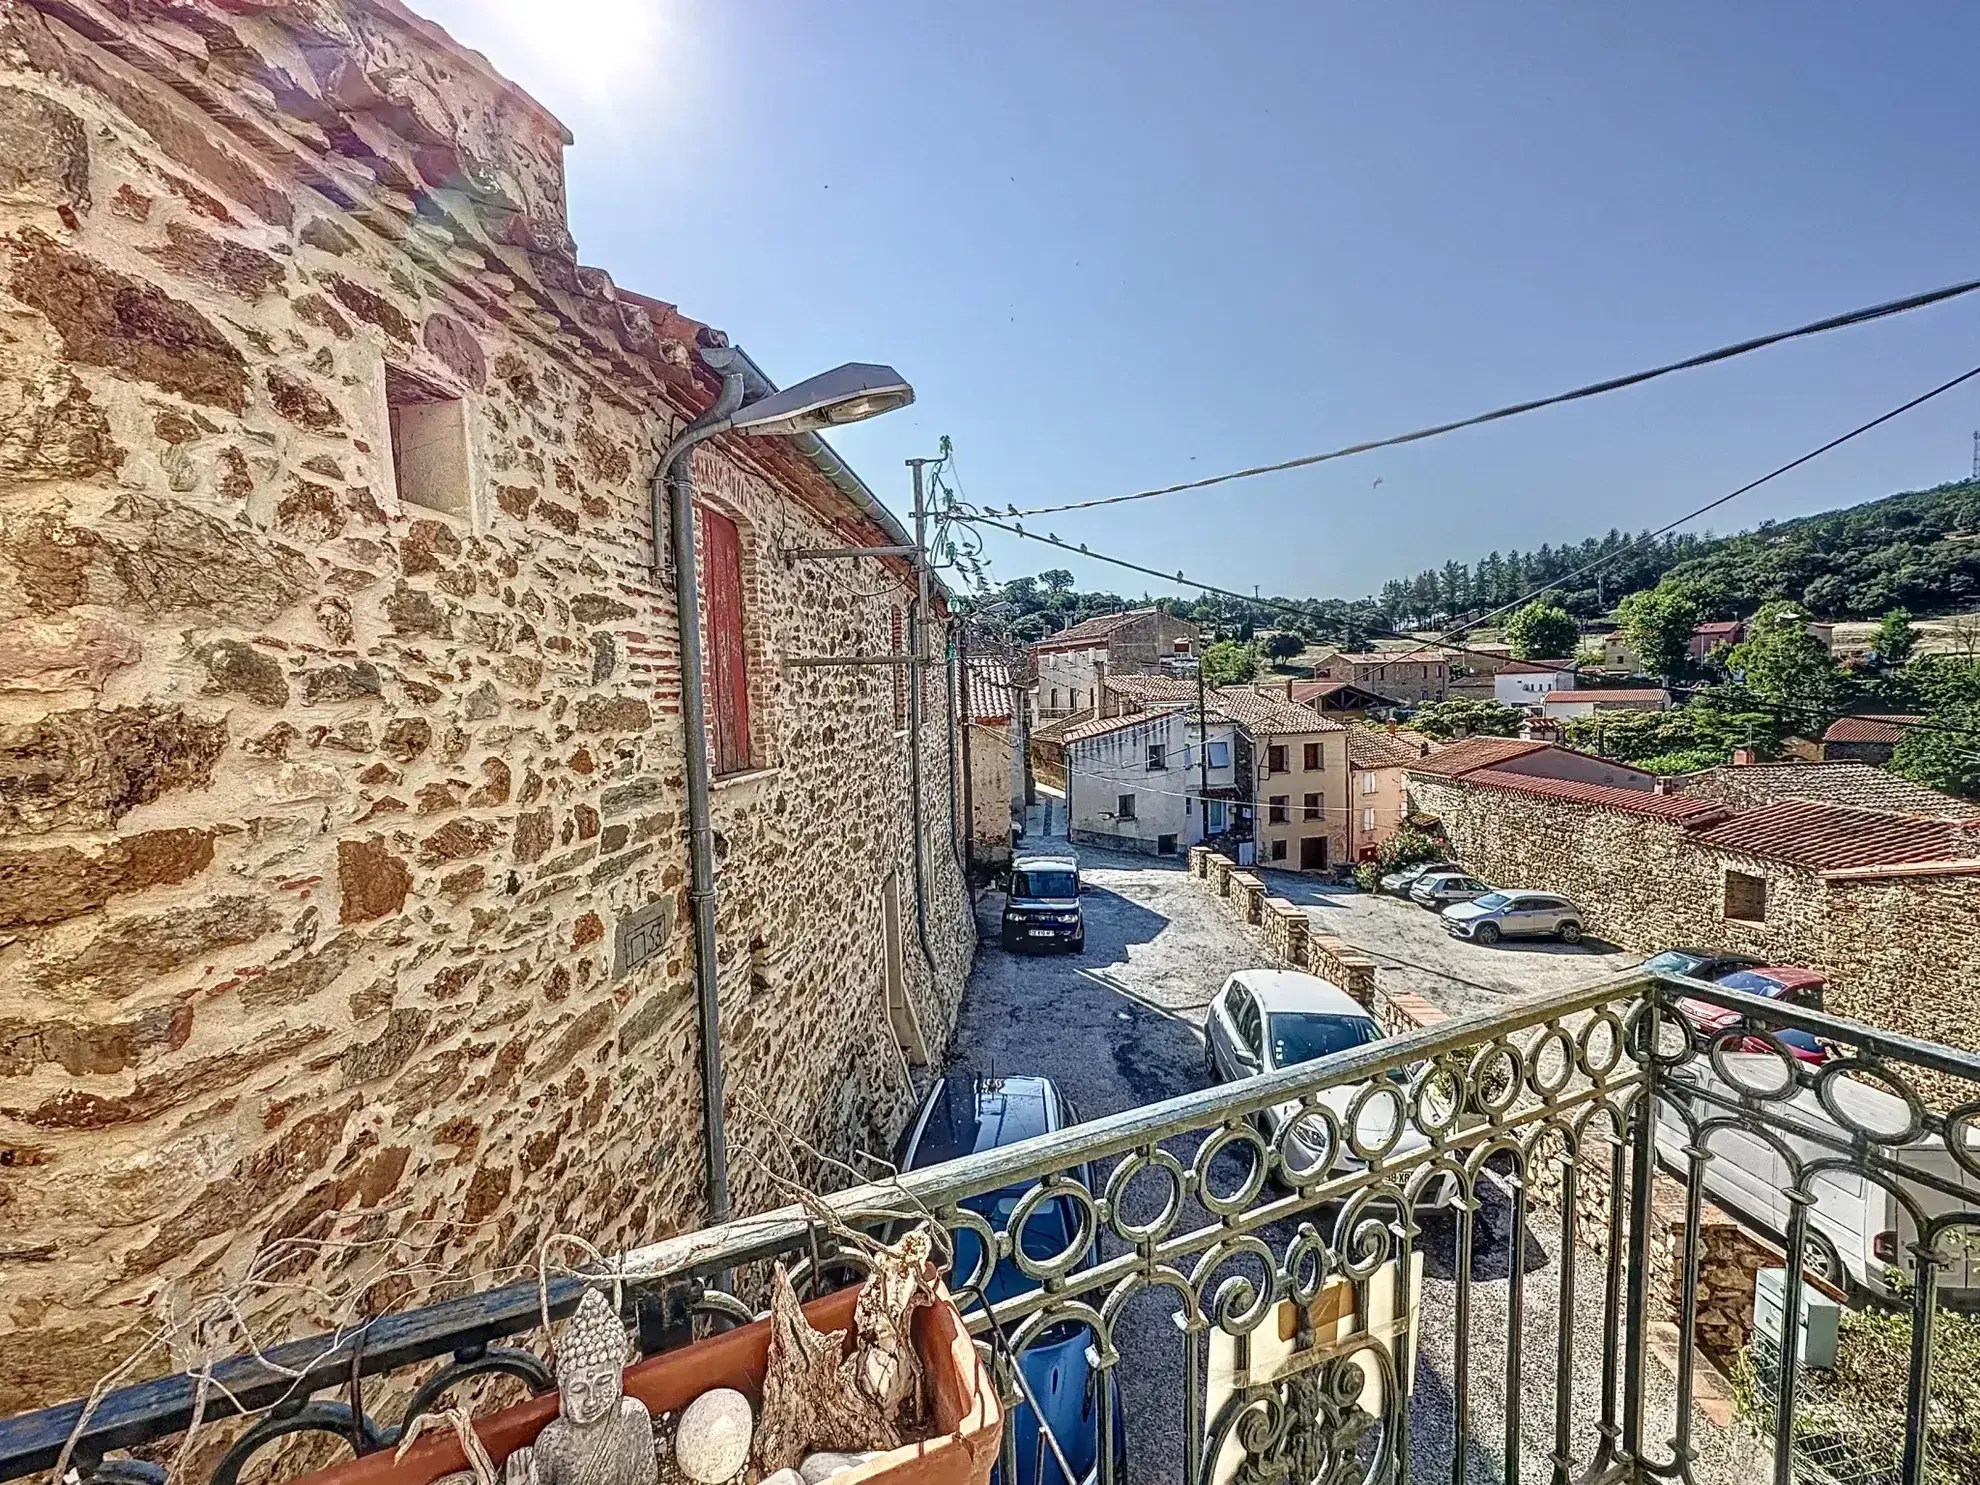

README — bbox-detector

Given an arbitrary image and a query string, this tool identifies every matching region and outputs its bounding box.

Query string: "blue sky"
[416,1,1980,603]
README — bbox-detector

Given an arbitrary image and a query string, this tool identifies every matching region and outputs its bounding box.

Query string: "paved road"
[939,845,1757,1485]
[1260,872,1635,1019]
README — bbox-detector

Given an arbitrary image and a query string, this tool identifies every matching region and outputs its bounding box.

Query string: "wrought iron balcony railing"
[5,970,1978,1485]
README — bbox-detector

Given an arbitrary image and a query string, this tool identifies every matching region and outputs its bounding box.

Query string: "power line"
[1000,275,1980,518]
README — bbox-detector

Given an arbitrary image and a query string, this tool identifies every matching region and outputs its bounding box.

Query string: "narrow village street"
[941,841,1763,1485]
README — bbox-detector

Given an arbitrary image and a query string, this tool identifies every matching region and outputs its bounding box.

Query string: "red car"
[1679,965,1832,1063]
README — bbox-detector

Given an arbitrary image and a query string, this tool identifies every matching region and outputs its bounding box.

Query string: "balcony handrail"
[0,970,1650,1480]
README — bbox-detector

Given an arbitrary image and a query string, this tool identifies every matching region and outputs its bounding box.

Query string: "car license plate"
[1029,928,1057,937]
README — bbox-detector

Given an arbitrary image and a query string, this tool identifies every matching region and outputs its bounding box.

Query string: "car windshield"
[1012,868,1077,900]
[1268,1012,1383,1068]
[1644,951,1700,975]
[1716,969,1788,997]
[1471,893,1511,910]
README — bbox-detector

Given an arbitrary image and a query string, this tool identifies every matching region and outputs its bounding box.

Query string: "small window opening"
[387,368,469,516]
[1725,870,1767,923]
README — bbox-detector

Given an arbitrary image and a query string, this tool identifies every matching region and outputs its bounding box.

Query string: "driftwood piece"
[752,1229,938,1475]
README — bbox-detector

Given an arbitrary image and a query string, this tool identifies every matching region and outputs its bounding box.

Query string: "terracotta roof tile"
[963,657,1017,721]
[1105,674,1200,704]
[1206,688,1344,734]
[1820,714,1921,745]
[1060,707,1186,745]
[1346,725,1437,769]
[1463,770,1731,822]
[1406,735,1550,778]
[1542,688,1672,705]
[1690,798,1980,871]
[1030,607,1159,651]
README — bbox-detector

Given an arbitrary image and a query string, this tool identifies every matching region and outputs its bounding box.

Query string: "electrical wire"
[1002,276,1980,518]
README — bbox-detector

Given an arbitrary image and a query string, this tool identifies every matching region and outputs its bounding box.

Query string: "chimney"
[1654,776,1675,795]
[1285,678,1295,700]
[1095,659,1118,718]
[1731,747,1754,766]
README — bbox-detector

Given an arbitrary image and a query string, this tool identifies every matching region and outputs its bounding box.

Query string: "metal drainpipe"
[905,460,939,984]
[955,620,976,886]
[945,618,967,885]
[653,360,746,1226]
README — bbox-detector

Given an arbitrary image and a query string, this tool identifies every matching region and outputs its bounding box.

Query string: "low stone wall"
[1264,897,1309,966]
[1189,845,1213,879]
[1307,932,1378,1007]
[1209,855,1237,898]
[1229,870,1267,924]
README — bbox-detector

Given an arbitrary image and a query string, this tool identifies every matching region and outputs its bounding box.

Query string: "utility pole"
[1971,429,1978,482]
[1197,652,1211,842]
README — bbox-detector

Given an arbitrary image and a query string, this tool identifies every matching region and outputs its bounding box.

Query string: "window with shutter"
[702,507,751,775]
[1267,744,1288,773]
[1303,793,1322,821]
[1303,742,1321,770]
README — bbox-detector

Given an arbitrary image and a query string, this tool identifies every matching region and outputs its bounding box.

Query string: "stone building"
[1408,766,1980,1056]
[1344,724,1435,861]
[0,0,973,1413]
[1817,714,1921,765]
[963,655,1021,868]
[1030,606,1199,719]
[1310,648,1450,703]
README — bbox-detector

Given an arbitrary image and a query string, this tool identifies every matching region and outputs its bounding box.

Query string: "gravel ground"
[940,840,1767,1485]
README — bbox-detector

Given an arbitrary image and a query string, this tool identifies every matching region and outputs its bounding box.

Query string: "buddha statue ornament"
[506,1287,659,1485]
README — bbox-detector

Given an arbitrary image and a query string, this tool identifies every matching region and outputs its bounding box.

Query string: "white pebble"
[762,1471,806,1485]
[798,1453,877,1484]
[674,1388,753,1484]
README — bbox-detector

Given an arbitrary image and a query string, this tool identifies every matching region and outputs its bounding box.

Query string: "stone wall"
[1407,774,1980,1059]
[0,0,972,1414]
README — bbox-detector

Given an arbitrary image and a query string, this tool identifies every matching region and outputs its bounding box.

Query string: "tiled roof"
[1030,607,1157,651]
[1693,621,1742,636]
[1406,735,1550,778]
[963,657,1017,721]
[1288,678,1399,705]
[1496,659,1575,675]
[1542,688,1671,706]
[1347,725,1436,769]
[1328,650,1448,666]
[1463,770,1730,822]
[1690,798,1980,872]
[1820,714,1921,745]
[1028,708,1095,743]
[1206,688,1344,734]
[1060,707,1186,745]
[1665,761,1980,820]
[1105,674,1200,704]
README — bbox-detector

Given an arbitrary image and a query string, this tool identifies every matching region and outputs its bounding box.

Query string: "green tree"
[1615,581,1703,679]
[1202,640,1258,686]
[1890,701,1980,799]
[1725,601,1849,725]
[1261,631,1305,666]
[1038,568,1075,595]
[1873,607,1918,668]
[1503,600,1580,659]
[1413,698,1525,740]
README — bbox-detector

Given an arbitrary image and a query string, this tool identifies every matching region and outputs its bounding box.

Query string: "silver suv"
[1442,891,1584,945]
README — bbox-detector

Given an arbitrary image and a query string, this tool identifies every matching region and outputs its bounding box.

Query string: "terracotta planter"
[294,1285,1000,1485]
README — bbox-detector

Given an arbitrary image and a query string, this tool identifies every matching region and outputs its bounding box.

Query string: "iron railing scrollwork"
[6,970,1979,1485]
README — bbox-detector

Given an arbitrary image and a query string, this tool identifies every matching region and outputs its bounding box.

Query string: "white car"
[1203,969,1455,1208]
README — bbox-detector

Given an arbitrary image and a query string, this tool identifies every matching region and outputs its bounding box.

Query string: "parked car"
[1002,853,1084,954]
[1409,871,1491,911]
[1378,860,1459,897]
[1655,1054,1979,1303]
[1441,891,1584,945]
[1204,969,1456,1208]
[898,1073,1124,1485]
[1676,965,1828,1040]
[1641,948,1769,983]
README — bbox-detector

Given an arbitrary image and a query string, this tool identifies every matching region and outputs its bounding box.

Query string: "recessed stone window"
[386,367,469,516]
[1725,869,1767,923]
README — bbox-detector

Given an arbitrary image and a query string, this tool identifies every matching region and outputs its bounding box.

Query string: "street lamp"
[656,347,913,1226]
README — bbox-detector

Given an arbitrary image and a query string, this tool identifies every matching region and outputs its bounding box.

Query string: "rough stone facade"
[0,0,972,1413]
[1408,773,1980,1058]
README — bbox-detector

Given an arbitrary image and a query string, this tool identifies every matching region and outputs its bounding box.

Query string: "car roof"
[1227,969,1372,1018]
[1012,853,1077,871]
[1727,965,1828,990]
[1418,870,1477,882]
[904,1072,1063,1169]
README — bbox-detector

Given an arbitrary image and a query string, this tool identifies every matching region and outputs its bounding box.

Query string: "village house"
[0,0,975,1411]
[1345,724,1437,860]
[1600,632,1642,673]
[1311,648,1450,702]
[1284,677,1400,715]
[1410,736,1657,791]
[1407,758,1980,1056]
[1818,713,1922,765]
[1029,606,1200,719]
[963,655,1023,869]
[1063,706,1238,856]
[1213,689,1351,870]
[1492,658,1577,706]
[1687,619,1745,661]
[1540,687,1673,720]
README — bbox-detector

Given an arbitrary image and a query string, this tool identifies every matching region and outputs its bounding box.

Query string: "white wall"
[1035,645,1106,717]
[1496,669,1573,705]
[1068,714,1236,855]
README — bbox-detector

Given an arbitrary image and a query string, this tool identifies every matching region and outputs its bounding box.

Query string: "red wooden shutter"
[701,507,751,775]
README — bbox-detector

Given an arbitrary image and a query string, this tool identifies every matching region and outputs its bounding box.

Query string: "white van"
[1654,1055,1980,1305]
